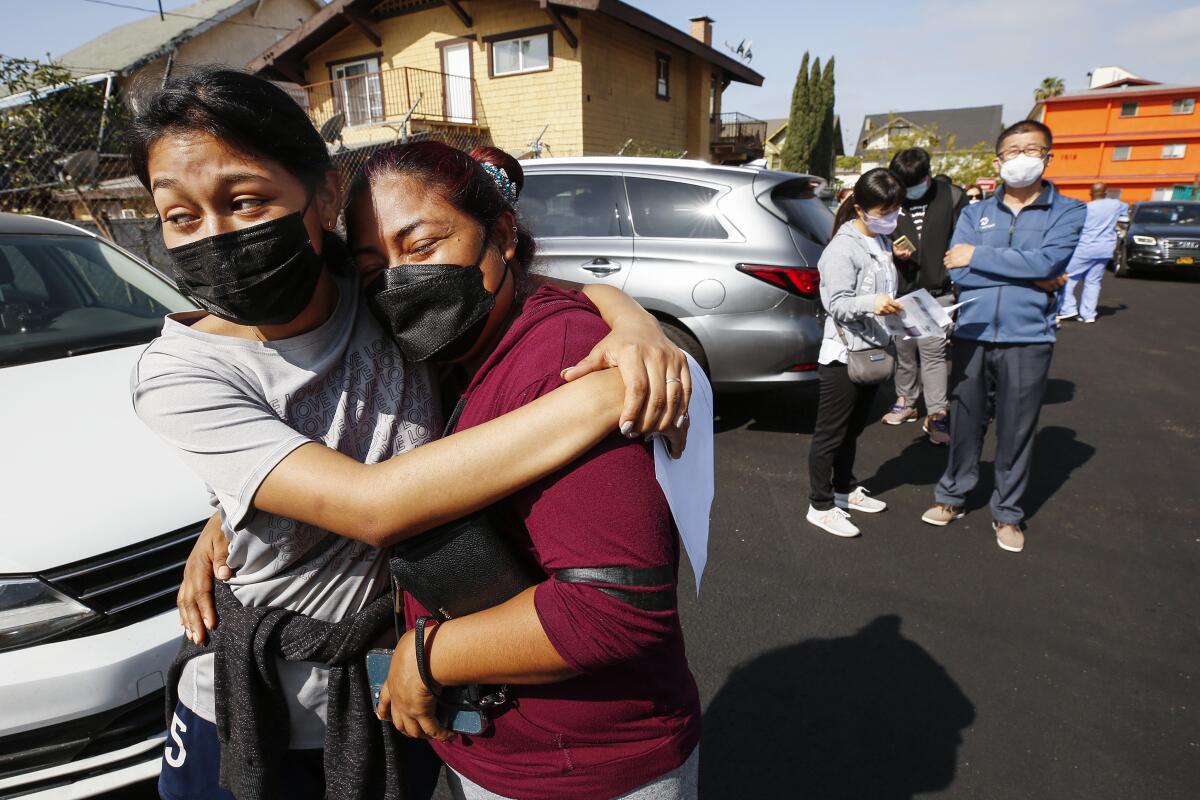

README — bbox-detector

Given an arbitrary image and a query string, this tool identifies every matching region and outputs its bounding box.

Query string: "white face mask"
[1000,154,1045,189]
[862,209,899,236]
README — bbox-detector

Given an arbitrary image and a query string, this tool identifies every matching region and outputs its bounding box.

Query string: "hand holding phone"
[892,235,916,259]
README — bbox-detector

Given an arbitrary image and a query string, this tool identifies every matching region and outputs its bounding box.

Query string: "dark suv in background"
[519,158,834,392]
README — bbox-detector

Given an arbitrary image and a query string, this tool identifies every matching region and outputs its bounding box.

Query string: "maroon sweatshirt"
[403,286,701,799]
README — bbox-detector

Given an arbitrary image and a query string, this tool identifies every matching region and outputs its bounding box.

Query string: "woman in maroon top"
[354,143,701,799]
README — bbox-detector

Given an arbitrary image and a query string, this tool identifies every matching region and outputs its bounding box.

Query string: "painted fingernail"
[675,415,686,429]
[625,431,639,439]
[619,420,634,435]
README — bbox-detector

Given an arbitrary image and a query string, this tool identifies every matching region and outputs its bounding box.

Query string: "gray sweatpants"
[445,747,699,800]
[893,293,954,415]
[934,339,1054,525]
[894,333,949,415]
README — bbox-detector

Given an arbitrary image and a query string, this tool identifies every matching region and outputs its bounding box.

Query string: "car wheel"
[1115,249,1135,278]
[659,321,709,375]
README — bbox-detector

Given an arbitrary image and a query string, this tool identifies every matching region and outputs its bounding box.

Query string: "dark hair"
[128,66,333,193]
[833,168,904,231]
[996,119,1053,153]
[889,147,931,188]
[347,141,537,295]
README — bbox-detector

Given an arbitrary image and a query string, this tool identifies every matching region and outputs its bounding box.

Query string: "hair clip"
[479,162,519,206]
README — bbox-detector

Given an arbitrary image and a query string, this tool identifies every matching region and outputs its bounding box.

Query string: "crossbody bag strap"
[554,565,677,611]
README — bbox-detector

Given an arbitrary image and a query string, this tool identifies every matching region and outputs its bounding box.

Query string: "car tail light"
[786,363,819,372]
[736,264,820,298]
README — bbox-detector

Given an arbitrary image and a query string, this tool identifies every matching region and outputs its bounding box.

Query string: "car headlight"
[0,577,97,653]
[1132,235,1157,246]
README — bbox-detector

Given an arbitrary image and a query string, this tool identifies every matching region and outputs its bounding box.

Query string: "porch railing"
[711,112,767,150]
[300,66,485,134]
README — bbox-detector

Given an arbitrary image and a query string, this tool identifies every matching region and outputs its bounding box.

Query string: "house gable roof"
[56,0,318,76]
[853,104,1003,157]
[247,0,763,86]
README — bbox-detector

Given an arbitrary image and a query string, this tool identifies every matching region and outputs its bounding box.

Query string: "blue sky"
[3,0,1199,151]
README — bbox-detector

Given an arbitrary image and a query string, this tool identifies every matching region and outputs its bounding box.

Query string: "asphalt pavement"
[103,272,1199,800]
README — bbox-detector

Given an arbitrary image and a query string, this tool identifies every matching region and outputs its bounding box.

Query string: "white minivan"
[0,213,210,798]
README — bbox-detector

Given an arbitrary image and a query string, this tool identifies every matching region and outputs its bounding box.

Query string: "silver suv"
[519,157,834,392]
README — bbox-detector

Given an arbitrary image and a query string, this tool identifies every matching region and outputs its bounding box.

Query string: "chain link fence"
[0,59,134,233]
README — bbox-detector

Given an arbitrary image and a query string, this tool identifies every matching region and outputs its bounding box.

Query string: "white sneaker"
[806,505,861,537]
[835,487,887,513]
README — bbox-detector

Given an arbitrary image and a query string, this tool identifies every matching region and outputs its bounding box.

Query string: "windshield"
[771,181,835,245]
[0,234,192,368]
[1133,203,1200,226]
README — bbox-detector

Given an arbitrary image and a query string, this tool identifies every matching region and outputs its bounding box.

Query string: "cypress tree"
[780,52,810,173]
[810,57,837,180]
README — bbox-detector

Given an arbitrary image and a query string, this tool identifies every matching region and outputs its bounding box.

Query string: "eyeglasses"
[997,145,1049,161]
[966,193,982,200]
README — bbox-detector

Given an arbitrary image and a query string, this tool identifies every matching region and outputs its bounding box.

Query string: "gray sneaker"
[923,413,950,446]
[882,400,918,425]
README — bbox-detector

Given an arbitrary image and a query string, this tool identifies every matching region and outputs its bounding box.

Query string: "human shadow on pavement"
[867,435,948,495]
[964,426,1095,521]
[700,615,975,800]
[1042,378,1075,405]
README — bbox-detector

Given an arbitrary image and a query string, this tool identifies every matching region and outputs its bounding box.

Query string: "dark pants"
[159,701,443,800]
[808,362,879,510]
[935,339,1054,524]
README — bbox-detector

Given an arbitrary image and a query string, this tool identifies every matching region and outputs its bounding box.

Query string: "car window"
[771,181,835,245]
[0,234,192,368]
[520,174,627,237]
[625,177,727,239]
[1135,204,1200,225]
[0,245,49,299]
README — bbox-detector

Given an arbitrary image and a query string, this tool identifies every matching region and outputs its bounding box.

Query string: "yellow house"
[247,0,764,163]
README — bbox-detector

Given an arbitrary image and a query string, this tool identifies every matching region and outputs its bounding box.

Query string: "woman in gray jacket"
[807,169,905,537]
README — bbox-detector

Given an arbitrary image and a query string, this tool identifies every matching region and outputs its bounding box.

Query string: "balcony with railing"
[711,112,767,164]
[300,65,487,143]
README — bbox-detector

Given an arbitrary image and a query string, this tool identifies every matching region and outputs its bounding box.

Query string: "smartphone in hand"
[893,234,916,258]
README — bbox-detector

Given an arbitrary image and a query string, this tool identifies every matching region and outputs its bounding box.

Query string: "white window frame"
[331,57,383,127]
[1119,101,1139,117]
[1162,143,1187,159]
[490,33,552,77]
[1170,97,1195,115]
[1111,145,1131,161]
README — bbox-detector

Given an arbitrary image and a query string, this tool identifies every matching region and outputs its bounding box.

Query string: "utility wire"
[79,0,301,32]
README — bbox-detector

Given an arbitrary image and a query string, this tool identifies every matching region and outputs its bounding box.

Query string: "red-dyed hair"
[347,141,535,275]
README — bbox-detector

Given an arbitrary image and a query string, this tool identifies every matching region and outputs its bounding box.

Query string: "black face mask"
[166,210,324,326]
[365,241,508,363]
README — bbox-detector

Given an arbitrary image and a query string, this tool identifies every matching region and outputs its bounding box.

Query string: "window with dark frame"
[656,53,670,100]
[1120,101,1139,117]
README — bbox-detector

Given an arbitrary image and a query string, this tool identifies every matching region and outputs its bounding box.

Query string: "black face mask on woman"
[166,210,324,326]
[365,240,509,363]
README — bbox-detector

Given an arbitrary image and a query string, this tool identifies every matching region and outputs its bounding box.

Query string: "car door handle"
[581,258,621,276]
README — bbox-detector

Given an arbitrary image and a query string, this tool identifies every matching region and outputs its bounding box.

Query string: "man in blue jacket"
[921,120,1086,553]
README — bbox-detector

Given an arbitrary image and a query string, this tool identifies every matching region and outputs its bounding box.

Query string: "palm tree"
[1034,77,1065,103]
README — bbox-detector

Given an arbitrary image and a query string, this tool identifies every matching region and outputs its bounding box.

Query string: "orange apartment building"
[1036,79,1200,203]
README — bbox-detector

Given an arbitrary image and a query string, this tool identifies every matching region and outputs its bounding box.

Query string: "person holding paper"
[884,148,968,445]
[921,120,1085,553]
[806,169,904,539]
[352,143,706,800]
